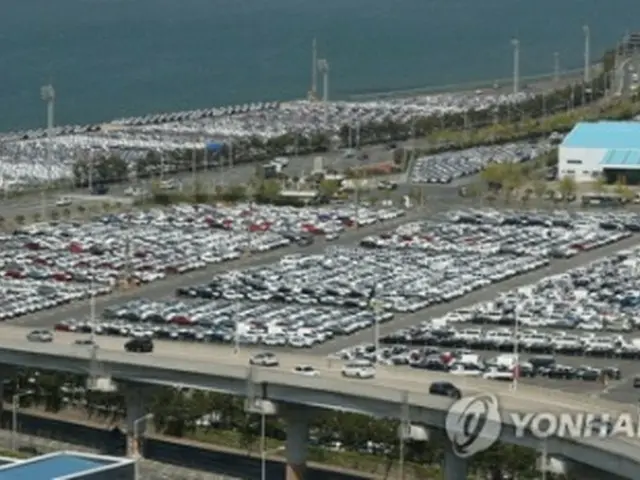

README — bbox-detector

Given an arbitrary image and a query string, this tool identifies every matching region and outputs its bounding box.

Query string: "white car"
[249,352,279,367]
[341,360,376,379]
[26,330,53,343]
[55,197,72,207]
[293,365,319,377]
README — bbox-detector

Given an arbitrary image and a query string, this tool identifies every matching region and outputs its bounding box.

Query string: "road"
[1,324,638,425]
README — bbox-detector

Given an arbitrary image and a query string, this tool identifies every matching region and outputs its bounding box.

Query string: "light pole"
[311,38,318,99]
[234,318,240,355]
[317,58,330,128]
[512,309,520,391]
[40,84,55,219]
[511,38,520,95]
[371,299,382,364]
[133,413,153,480]
[260,405,266,480]
[583,25,591,84]
[11,390,33,450]
[553,52,560,83]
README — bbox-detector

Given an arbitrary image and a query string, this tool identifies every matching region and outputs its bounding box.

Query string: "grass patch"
[186,428,438,477]
[0,449,31,459]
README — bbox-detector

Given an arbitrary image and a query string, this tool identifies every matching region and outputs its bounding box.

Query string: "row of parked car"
[50,207,637,349]
[362,247,640,358]
[0,203,405,320]
[55,299,395,347]
[331,345,621,383]
[408,142,554,184]
[361,209,634,258]
[174,245,548,313]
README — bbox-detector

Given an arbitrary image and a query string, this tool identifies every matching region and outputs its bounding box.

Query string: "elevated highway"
[0,326,637,479]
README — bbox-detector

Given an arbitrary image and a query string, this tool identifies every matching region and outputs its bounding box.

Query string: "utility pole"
[583,25,591,84]
[318,58,330,128]
[553,52,560,83]
[511,38,520,95]
[398,391,410,480]
[311,38,318,99]
[40,84,55,220]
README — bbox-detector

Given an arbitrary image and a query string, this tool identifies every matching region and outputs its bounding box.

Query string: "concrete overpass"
[0,326,638,480]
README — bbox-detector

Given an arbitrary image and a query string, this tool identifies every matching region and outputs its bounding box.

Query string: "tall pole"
[398,391,409,480]
[11,394,18,450]
[191,148,197,195]
[234,319,240,355]
[311,38,318,98]
[512,310,519,391]
[512,38,520,95]
[583,25,591,84]
[89,257,96,344]
[40,85,55,220]
[260,408,266,480]
[553,52,560,83]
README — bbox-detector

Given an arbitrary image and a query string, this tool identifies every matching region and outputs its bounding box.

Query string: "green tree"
[318,179,340,199]
[558,175,577,201]
[256,179,281,203]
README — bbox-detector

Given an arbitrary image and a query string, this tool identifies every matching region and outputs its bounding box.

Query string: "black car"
[428,381,461,400]
[125,337,154,353]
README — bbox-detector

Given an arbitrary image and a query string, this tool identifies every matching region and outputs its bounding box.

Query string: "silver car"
[26,330,53,343]
[249,352,279,367]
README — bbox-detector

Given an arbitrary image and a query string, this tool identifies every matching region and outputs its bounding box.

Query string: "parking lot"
[0,90,536,188]
[0,202,406,320]
[33,209,640,360]
[408,141,554,184]
[333,224,640,402]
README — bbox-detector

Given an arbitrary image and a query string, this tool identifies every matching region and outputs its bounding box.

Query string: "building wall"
[558,147,607,182]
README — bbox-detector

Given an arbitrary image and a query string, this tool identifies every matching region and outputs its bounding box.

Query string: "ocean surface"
[1,0,639,131]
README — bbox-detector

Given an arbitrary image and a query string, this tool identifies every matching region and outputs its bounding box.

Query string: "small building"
[279,190,321,204]
[559,121,640,183]
[0,451,134,480]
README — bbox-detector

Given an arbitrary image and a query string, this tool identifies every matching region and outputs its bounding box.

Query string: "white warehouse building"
[559,121,640,183]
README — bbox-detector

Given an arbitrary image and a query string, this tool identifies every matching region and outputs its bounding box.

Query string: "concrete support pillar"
[123,385,148,458]
[443,442,468,480]
[284,407,310,480]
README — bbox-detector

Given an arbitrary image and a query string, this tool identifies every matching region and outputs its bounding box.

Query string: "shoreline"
[0,66,597,137]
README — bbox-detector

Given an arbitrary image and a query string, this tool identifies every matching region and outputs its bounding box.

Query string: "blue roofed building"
[0,451,134,480]
[559,121,640,183]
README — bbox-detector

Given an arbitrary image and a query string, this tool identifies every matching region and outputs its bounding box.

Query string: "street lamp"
[311,38,318,99]
[553,52,560,84]
[317,58,330,128]
[583,25,591,84]
[40,84,55,220]
[12,390,34,451]
[512,309,520,392]
[511,38,520,95]
[133,413,153,480]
